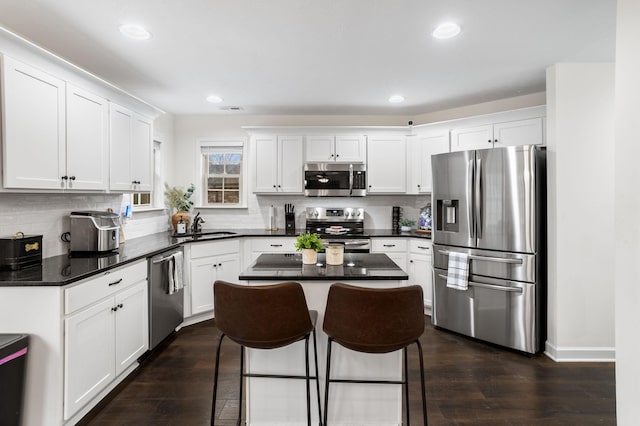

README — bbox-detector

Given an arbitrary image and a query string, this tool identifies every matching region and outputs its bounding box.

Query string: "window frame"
[195,138,248,209]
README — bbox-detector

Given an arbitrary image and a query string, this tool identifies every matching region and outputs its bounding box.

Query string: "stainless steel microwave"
[304,163,366,197]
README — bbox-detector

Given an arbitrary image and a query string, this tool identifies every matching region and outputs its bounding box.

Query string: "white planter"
[302,249,318,265]
[401,226,411,232]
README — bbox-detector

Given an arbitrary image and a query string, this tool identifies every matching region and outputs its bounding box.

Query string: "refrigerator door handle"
[475,157,483,239]
[438,249,523,264]
[467,159,475,239]
[437,274,523,293]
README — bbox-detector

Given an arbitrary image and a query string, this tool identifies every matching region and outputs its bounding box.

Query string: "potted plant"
[164,183,195,231]
[295,232,324,265]
[399,218,416,232]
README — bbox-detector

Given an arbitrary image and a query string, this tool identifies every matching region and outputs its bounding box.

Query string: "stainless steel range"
[305,207,370,253]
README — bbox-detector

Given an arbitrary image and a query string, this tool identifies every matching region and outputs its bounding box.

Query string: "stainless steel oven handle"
[437,274,523,293]
[438,250,523,264]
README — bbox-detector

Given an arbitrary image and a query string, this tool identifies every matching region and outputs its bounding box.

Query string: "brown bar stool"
[211,280,322,426]
[323,283,427,425]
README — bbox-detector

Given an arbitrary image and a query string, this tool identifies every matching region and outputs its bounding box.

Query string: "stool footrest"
[245,372,319,381]
[328,378,405,385]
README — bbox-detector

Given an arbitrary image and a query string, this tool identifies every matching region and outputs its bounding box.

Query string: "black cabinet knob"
[61,175,68,180]
[69,176,76,181]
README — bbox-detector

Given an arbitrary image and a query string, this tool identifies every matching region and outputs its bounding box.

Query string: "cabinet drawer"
[409,239,432,254]
[250,238,296,252]
[65,260,147,315]
[190,239,240,259]
[372,239,407,252]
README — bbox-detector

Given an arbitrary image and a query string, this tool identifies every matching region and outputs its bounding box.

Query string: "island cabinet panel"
[408,239,433,312]
[63,260,148,421]
[188,239,240,316]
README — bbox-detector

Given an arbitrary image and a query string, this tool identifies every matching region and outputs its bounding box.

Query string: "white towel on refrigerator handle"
[446,251,470,290]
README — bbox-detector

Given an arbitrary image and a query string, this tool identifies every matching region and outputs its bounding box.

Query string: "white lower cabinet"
[63,260,148,420]
[408,240,433,312]
[371,238,408,271]
[188,239,241,316]
[247,237,297,263]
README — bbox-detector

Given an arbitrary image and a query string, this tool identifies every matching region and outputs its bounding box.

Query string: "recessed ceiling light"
[432,22,461,39]
[206,95,223,103]
[388,95,405,104]
[119,24,151,40]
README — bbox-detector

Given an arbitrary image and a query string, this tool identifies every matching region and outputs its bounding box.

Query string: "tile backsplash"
[0,193,169,259]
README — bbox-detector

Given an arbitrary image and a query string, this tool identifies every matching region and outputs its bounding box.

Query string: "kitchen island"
[239,253,409,426]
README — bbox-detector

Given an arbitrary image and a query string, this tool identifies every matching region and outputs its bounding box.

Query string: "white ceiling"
[0,0,617,116]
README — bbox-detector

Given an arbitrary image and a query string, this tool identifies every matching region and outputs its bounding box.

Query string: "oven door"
[304,163,351,196]
[322,239,371,253]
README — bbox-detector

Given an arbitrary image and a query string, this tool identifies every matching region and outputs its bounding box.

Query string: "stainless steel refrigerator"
[431,145,546,354]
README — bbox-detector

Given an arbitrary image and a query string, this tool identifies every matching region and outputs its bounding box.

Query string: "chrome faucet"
[192,212,205,233]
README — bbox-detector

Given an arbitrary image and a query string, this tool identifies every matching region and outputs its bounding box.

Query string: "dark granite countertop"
[239,253,409,281]
[0,228,429,287]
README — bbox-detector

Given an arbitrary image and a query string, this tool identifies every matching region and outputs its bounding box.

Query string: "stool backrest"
[323,283,425,353]
[214,280,313,349]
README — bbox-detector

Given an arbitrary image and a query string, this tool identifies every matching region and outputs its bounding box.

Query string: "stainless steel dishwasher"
[148,249,184,350]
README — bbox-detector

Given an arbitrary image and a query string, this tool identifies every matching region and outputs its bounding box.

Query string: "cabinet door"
[417,132,449,193]
[278,135,303,193]
[2,56,66,189]
[335,135,366,162]
[109,104,134,191]
[64,298,116,420]
[409,254,433,310]
[493,118,543,147]
[131,114,153,192]
[254,135,278,193]
[305,135,335,162]
[66,84,109,190]
[216,253,241,287]
[190,256,217,315]
[367,136,406,193]
[114,281,149,376]
[450,124,493,152]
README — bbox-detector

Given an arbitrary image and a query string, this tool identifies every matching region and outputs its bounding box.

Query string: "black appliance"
[0,233,42,271]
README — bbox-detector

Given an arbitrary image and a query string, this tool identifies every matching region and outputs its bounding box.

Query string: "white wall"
[545,63,615,361]
[614,0,640,422]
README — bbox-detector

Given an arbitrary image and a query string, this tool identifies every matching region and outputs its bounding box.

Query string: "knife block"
[285,213,296,234]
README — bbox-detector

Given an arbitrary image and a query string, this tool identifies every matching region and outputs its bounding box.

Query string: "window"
[198,138,248,208]
[132,140,162,210]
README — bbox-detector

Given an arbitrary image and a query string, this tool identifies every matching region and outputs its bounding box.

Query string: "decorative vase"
[302,249,318,265]
[171,211,190,232]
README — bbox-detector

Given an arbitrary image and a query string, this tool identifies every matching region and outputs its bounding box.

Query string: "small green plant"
[294,232,324,252]
[164,183,195,212]
[399,218,416,227]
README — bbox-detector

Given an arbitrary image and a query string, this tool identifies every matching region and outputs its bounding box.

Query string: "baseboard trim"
[544,341,615,362]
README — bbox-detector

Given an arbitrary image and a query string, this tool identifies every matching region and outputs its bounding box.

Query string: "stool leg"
[324,338,333,426]
[415,340,428,425]
[238,345,245,426]
[404,347,410,426]
[211,333,226,425]
[305,335,311,426]
[312,329,322,425]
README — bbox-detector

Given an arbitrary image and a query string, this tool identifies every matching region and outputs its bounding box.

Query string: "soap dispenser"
[176,217,186,234]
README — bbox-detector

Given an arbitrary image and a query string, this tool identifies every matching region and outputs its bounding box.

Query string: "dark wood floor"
[81,318,616,425]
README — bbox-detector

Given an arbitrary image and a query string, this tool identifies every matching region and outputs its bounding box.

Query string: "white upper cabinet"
[65,83,109,190]
[1,56,66,189]
[304,135,366,162]
[367,135,407,194]
[254,135,303,193]
[450,118,543,152]
[408,131,450,194]
[109,103,153,192]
